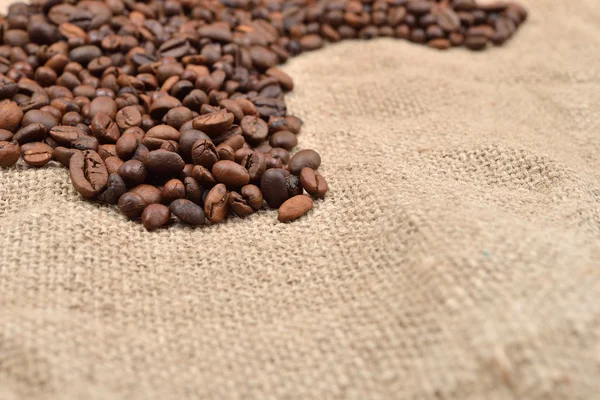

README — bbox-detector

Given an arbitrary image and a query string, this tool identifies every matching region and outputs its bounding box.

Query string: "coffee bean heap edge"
[0,0,527,230]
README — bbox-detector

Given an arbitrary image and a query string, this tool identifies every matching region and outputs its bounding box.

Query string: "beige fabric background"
[1,0,600,399]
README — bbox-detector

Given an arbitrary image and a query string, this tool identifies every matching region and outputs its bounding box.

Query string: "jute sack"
[1,0,599,398]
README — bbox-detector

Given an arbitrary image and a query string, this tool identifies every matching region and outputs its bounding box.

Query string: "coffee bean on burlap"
[261,168,289,209]
[97,173,127,205]
[277,194,313,222]
[53,146,80,167]
[170,198,205,225]
[20,142,54,167]
[69,149,108,197]
[299,167,328,198]
[142,203,172,230]
[204,183,229,223]
[117,192,147,219]
[0,141,20,167]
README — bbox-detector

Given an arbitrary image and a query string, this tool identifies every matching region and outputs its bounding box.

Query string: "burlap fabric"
[1,0,599,398]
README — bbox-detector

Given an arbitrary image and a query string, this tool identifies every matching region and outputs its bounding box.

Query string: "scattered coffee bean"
[300,167,328,198]
[288,149,322,175]
[204,183,229,223]
[170,198,205,226]
[118,192,147,219]
[142,203,171,231]
[278,195,314,222]
[69,150,108,198]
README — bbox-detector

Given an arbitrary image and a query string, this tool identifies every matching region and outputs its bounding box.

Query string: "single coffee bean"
[49,125,84,146]
[68,149,108,197]
[299,167,328,198]
[142,203,171,230]
[265,67,294,91]
[0,141,20,167]
[179,129,211,159]
[161,179,186,204]
[240,115,268,144]
[21,110,58,132]
[0,101,23,131]
[216,143,235,161]
[73,135,99,151]
[170,198,205,225]
[204,183,229,223]
[241,184,263,210]
[131,184,162,205]
[0,130,14,142]
[235,98,259,117]
[240,151,267,181]
[163,107,194,129]
[118,192,147,219]
[192,109,234,137]
[277,195,313,222]
[132,143,150,162]
[191,165,217,189]
[104,156,124,175]
[269,130,298,150]
[90,113,120,144]
[228,191,254,217]
[142,149,185,176]
[98,144,118,160]
[118,159,147,187]
[20,141,54,167]
[53,146,80,167]
[97,173,127,205]
[146,124,181,141]
[288,149,321,175]
[115,105,142,130]
[13,123,47,144]
[149,95,182,120]
[89,96,117,119]
[116,132,139,160]
[269,147,290,165]
[191,139,219,168]
[261,168,289,209]
[286,174,303,197]
[222,134,245,151]
[184,177,204,204]
[212,160,250,187]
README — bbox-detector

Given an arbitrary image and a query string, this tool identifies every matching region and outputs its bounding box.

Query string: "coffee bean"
[21,109,58,132]
[118,192,147,219]
[0,141,20,167]
[277,194,313,222]
[97,173,127,205]
[89,96,117,119]
[184,177,204,204]
[116,132,139,160]
[13,123,47,144]
[240,115,268,144]
[179,129,211,159]
[131,184,162,205]
[265,67,294,91]
[90,113,120,144]
[268,147,290,165]
[286,174,303,197]
[163,107,194,130]
[204,183,229,223]
[142,203,171,230]
[170,198,205,225]
[191,139,219,168]
[150,95,182,120]
[288,149,321,175]
[104,156,124,174]
[269,130,298,150]
[240,151,267,181]
[464,35,488,50]
[146,124,181,141]
[299,167,328,198]
[192,109,234,137]
[0,130,14,142]
[115,106,142,130]
[118,159,147,186]
[261,168,289,209]
[49,125,84,146]
[142,149,185,176]
[69,45,102,65]
[212,160,250,187]
[68,149,108,197]
[161,178,186,204]
[53,146,80,167]
[73,135,99,151]
[218,99,244,122]
[191,165,217,189]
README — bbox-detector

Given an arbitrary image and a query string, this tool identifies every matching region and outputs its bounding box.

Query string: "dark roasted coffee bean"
[146,124,181,141]
[278,195,313,222]
[89,96,117,119]
[163,107,194,130]
[20,141,53,167]
[118,192,147,219]
[73,135,99,151]
[116,132,139,160]
[286,174,303,198]
[261,168,289,209]
[68,150,108,197]
[53,146,80,167]
[170,198,205,225]
[300,167,328,198]
[183,177,204,204]
[240,115,268,144]
[0,141,20,167]
[212,160,250,187]
[269,130,298,150]
[21,109,58,132]
[204,183,229,223]
[228,191,255,217]
[118,159,147,187]
[115,106,142,130]
[191,139,219,168]
[104,156,124,175]
[288,149,321,175]
[90,113,120,144]
[240,151,267,181]
[131,184,162,205]
[0,130,14,142]
[268,147,290,165]
[191,165,217,189]
[216,143,235,161]
[142,149,185,176]
[49,125,84,146]
[142,203,171,230]
[179,130,211,159]
[465,35,489,50]
[13,123,47,144]
[192,109,234,137]
[97,173,127,205]
[161,179,186,204]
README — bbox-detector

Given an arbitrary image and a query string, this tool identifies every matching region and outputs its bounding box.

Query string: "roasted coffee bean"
[300,167,328,198]
[269,130,298,150]
[192,109,234,137]
[163,107,194,130]
[161,179,186,204]
[13,123,47,144]
[216,143,235,161]
[49,125,84,146]
[0,130,14,142]
[212,160,250,187]
[261,168,289,209]
[118,192,147,219]
[68,150,108,197]
[240,151,267,181]
[0,141,20,167]
[20,141,54,167]
[21,109,58,131]
[204,183,229,223]
[131,184,162,205]
[228,191,255,217]
[53,146,80,167]
[146,124,181,141]
[73,135,99,151]
[191,139,219,168]
[288,149,321,175]
[104,156,124,174]
[97,173,127,205]
[170,198,205,225]
[278,195,313,222]
[184,177,204,204]
[142,203,171,230]
[142,149,185,176]
[269,147,290,165]
[90,113,120,143]
[240,115,268,144]
[118,159,147,186]
[286,174,303,197]
[191,165,217,189]
[115,106,142,130]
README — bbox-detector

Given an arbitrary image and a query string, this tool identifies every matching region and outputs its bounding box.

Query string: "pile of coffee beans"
[0,0,527,230]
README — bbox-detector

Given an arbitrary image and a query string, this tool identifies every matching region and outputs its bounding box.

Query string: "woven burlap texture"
[1,0,600,399]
